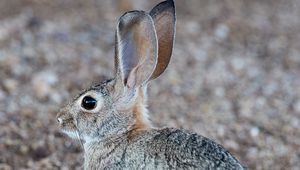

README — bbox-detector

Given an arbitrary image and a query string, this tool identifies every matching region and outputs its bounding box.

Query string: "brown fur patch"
[127,87,151,140]
[132,103,148,129]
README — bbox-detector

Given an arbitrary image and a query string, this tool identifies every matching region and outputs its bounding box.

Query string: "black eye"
[81,96,97,110]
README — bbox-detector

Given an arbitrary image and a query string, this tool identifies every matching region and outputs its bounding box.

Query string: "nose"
[56,109,73,125]
[57,117,63,124]
[56,111,65,124]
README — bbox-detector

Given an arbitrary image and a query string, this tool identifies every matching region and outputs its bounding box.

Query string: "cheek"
[64,130,78,139]
[76,113,99,134]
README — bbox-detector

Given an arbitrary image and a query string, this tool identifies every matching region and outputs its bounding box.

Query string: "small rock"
[293,100,300,113]
[26,16,42,29]
[20,145,29,154]
[31,146,50,161]
[49,92,63,104]
[3,79,18,94]
[224,140,239,151]
[217,126,225,137]
[214,87,225,97]
[31,71,58,99]
[231,57,245,71]
[33,82,52,100]
[255,97,266,109]
[250,127,260,137]
[214,24,230,41]
[263,82,278,96]
[291,118,299,128]
[4,139,16,146]
[0,164,13,170]
[0,89,5,101]
[186,21,201,35]
[247,147,258,159]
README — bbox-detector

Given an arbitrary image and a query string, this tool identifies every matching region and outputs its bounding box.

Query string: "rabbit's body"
[57,0,246,169]
[84,128,243,169]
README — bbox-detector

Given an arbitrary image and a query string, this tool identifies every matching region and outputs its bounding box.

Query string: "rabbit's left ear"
[149,0,176,80]
[115,11,158,89]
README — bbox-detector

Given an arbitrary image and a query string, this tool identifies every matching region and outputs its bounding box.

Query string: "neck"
[125,86,153,130]
[83,134,127,169]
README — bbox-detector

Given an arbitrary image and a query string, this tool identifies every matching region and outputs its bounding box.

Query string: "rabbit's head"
[57,0,175,144]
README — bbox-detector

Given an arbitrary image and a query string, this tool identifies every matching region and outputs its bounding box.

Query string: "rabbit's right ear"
[114,11,158,89]
[149,0,176,80]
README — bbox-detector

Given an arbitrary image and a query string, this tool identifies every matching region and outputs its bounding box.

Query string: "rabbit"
[56,0,246,169]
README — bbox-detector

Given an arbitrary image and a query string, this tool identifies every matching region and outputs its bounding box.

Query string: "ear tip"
[167,0,175,6]
[150,0,175,17]
[121,10,147,17]
[118,10,151,30]
[164,0,175,7]
[119,10,148,22]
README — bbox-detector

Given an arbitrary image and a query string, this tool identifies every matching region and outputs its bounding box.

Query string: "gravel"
[0,0,300,169]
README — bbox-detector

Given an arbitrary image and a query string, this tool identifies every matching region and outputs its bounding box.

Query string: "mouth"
[57,119,78,139]
[61,129,79,139]
[59,122,84,147]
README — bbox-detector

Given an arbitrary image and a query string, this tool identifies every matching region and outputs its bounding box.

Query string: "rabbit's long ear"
[149,0,176,80]
[115,11,158,89]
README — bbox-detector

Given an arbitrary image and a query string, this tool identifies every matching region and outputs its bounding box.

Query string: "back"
[88,128,246,169]
[141,128,245,169]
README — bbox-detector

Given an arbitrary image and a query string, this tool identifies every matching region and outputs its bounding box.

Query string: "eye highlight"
[81,96,97,110]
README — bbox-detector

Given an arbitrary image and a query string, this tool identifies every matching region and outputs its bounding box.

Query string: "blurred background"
[0,0,300,169]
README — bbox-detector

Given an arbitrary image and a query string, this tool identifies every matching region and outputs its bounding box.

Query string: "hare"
[57,0,246,169]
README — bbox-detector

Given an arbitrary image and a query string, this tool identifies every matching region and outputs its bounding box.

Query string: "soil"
[1,0,300,169]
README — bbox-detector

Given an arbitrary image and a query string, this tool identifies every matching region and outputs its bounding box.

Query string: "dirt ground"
[0,0,300,169]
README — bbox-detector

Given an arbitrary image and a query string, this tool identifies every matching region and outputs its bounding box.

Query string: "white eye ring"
[77,91,103,113]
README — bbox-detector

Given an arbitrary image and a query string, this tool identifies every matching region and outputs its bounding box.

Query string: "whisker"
[76,129,84,149]
[74,116,84,150]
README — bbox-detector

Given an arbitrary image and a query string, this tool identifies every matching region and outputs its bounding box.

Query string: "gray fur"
[57,0,246,169]
[84,128,245,170]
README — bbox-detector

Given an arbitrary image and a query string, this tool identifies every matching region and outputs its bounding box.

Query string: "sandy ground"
[0,0,300,169]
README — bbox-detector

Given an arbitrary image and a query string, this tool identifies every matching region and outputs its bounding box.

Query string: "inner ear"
[149,0,176,80]
[115,11,158,89]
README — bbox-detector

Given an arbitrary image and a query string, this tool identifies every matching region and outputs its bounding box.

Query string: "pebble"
[50,92,63,104]
[20,145,29,154]
[250,127,260,137]
[224,140,240,151]
[3,79,18,94]
[217,126,225,137]
[231,57,245,71]
[0,89,5,101]
[31,71,58,99]
[0,1,300,169]
[247,147,258,159]
[186,21,201,35]
[214,24,230,41]
[0,164,12,170]
[214,87,225,97]
[293,100,300,113]
[255,97,266,109]
[32,82,51,100]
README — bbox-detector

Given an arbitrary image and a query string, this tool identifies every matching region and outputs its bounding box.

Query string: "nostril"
[57,117,63,124]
